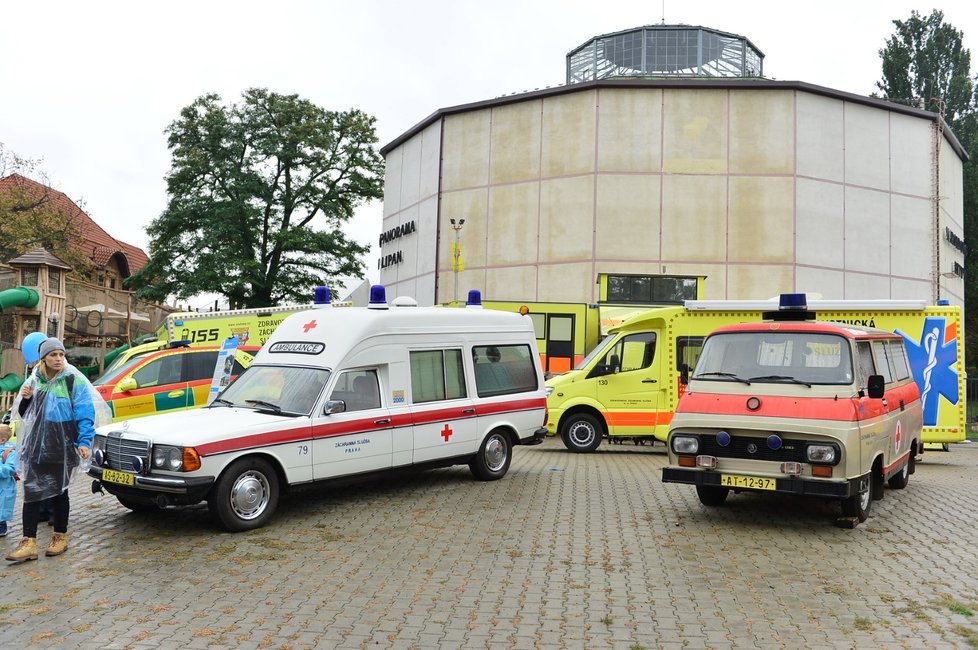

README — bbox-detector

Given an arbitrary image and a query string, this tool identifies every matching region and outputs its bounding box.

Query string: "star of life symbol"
[897,317,958,427]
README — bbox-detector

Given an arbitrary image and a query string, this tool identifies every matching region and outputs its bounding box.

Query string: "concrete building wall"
[380,82,965,308]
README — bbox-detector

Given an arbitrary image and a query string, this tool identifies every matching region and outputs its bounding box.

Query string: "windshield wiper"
[748,375,812,387]
[211,397,234,407]
[245,399,282,413]
[694,371,751,385]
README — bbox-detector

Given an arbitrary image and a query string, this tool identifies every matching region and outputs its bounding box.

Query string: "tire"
[696,485,729,506]
[560,413,603,452]
[116,496,156,512]
[888,459,910,490]
[908,449,917,475]
[841,482,872,522]
[208,457,279,532]
[469,430,512,481]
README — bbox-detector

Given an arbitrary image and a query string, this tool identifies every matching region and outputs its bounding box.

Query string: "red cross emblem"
[894,421,902,454]
[302,320,317,333]
[440,424,453,442]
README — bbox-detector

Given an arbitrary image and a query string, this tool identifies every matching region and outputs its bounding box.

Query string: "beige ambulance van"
[661,295,923,523]
[88,287,548,531]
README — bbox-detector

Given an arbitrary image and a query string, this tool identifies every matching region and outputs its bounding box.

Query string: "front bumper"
[88,466,215,505]
[661,466,861,499]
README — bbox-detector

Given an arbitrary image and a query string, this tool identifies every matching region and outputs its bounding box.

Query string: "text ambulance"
[546,297,962,452]
[662,295,923,524]
[88,288,548,531]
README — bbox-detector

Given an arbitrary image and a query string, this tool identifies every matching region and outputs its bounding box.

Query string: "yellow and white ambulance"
[662,294,923,524]
[546,297,963,452]
[88,287,548,531]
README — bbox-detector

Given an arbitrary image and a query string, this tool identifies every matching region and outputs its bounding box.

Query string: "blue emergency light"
[764,293,815,321]
[779,293,808,311]
[368,284,388,309]
[466,289,483,308]
[314,286,331,306]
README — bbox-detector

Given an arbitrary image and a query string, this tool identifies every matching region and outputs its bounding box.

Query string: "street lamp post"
[450,218,465,304]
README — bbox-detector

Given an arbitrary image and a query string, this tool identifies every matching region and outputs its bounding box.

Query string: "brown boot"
[45,533,68,557]
[5,537,38,563]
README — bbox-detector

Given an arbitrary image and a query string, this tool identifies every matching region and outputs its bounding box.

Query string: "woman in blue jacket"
[5,338,110,563]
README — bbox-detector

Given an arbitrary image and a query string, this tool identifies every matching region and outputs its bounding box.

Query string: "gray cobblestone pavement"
[2,437,978,649]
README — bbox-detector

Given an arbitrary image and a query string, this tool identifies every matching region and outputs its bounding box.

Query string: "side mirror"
[323,400,347,415]
[679,363,690,386]
[117,377,137,393]
[867,374,885,399]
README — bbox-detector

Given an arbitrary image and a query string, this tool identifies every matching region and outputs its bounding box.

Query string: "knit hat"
[38,337,66,359]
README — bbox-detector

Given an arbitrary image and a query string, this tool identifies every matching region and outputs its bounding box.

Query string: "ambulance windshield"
[215,365,330,415]
[694,332,853,386]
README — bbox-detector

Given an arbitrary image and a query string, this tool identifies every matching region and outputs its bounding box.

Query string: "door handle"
[641,379,657,383]
[462,408,476,414]
[374,418,391,425]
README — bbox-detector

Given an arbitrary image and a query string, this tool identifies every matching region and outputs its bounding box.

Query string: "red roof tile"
[0,173,148,277]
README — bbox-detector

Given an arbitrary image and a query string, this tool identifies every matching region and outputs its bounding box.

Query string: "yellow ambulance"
[546,297,964,452]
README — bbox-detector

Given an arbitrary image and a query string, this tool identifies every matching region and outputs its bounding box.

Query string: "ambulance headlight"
[806,443,839,464]
[152,445,185,471]
[671,435,700,455]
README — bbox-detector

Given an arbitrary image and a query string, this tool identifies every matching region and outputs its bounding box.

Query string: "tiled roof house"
[0,173,148,285]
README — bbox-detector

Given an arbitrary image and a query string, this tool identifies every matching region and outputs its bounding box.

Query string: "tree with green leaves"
[128,89,384,308]
[878,10,978,369]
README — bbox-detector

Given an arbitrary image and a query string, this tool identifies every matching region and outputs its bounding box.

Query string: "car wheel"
[888,460,910,489]
[116,496,156,512]
[560,413,603,452]
[696,485,729,506]
[841,482,872,522]
[469,430,512,481]
[209,457,279,532]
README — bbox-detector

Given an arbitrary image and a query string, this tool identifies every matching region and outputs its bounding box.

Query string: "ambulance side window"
[870,342,893,383]
[617,333,656,373]
[856,342,876,386]
[410,350,466,403]
[885,340,911,381]
[677,337,704,373]
[472,344,538,397]
[332,370,381,411]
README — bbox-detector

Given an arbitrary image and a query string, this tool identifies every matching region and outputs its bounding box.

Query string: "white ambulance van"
[88,287,548,531]
[661,294,923,524]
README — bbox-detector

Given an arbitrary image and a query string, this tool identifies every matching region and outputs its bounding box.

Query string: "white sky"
[2,0,976,308]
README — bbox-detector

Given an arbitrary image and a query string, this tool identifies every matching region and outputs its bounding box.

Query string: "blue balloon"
[22,331,47,364]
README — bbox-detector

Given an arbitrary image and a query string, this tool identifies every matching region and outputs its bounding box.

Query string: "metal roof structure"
[567,24,764,84]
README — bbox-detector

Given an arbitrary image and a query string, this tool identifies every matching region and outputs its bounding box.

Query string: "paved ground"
[2,437,978,649]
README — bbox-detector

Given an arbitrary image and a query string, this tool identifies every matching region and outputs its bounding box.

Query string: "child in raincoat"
[0,423,16,538]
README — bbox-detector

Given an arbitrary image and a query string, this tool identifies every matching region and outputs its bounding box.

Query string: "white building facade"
[379,78,966,307]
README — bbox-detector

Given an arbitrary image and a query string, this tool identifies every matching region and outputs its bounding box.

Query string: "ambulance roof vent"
[465,289,483,308]
[391,296,418,307]
[313,286,331,307]
[368,285,389,309]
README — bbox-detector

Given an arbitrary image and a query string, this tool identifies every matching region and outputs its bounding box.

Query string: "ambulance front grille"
[104,431,150,472]
[700,435,808,463]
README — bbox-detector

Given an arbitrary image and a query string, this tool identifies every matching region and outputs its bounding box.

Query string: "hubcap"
[230,471,270,520]
[569,422,595,447]
[484,435,507,472]
[859,486,871,511]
